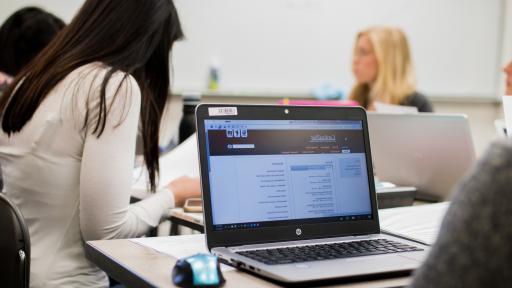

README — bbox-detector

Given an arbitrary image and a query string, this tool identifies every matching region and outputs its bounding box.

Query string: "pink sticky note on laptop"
[278,99,359,106]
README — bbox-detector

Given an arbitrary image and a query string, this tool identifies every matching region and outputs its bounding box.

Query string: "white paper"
[379,202,449,245]
[130,235,235,272]
[132,134,200,198]
[374,102,419,114]
[171,208,204,224]
[503,96,512,138]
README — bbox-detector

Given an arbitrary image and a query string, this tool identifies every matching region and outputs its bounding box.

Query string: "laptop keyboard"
[237,239,423,265]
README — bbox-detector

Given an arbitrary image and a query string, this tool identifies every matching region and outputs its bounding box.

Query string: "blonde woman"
[350,26,433,112]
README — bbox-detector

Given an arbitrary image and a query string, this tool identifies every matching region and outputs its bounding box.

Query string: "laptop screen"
[204,119,373,231]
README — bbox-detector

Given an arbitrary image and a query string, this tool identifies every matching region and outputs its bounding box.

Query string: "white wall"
[1,0,511,154]
[0,0,83,23]
[0,0,506,100]
[171,0,504,99]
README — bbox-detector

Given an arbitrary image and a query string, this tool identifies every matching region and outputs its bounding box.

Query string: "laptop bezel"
[195,104,380,250]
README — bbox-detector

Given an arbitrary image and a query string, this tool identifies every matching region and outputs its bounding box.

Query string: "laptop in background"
[368,113,476,201]
[195,104,429,284]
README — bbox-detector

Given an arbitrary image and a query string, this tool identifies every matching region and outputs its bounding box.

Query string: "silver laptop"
[368,113,476,201]
[195,104,429,284]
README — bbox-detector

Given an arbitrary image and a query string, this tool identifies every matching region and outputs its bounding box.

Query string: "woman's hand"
[168,176,201,207]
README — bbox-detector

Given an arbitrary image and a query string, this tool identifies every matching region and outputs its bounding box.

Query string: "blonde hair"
[349,26,416,108]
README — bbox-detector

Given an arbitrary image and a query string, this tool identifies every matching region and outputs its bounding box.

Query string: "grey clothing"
[360,91,434,112]
[401,92,433,113]
[410,140,512,288]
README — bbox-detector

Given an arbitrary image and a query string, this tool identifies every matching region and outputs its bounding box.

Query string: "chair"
[0,192,30,288]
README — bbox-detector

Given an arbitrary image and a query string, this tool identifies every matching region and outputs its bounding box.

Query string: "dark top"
[401,92,433,112]
[410,140,512,288]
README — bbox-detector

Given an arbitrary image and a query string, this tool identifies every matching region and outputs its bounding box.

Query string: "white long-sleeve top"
[0,63,174,287]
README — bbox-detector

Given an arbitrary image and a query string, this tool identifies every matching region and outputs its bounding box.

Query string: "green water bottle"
[208,58,220,91]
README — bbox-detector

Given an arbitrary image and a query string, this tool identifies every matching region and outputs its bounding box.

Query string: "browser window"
[204,120,372,231]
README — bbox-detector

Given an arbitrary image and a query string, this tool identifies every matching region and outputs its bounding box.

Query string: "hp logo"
[296,228,302,236]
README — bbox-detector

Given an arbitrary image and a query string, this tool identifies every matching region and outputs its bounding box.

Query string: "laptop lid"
[367,113,476,200]
[196,105,380,250]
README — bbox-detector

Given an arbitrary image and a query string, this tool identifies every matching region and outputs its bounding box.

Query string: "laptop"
[368,113,476,201]
[195,104,429,284]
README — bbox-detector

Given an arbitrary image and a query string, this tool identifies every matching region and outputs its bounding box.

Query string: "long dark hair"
[0,7,65,76]
[0,0,184,192]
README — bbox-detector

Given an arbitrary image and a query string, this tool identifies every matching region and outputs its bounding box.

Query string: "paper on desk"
[503,96,512,138]
[374,102,418,114]
[379,202,449,245]
[132,134,200,198]
[130,235,235,272]
[171,208,204,224]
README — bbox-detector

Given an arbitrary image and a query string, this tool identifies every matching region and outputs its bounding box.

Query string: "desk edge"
[85,241,158,288]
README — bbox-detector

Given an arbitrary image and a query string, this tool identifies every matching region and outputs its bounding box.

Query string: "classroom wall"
[171,0,504,100]
[177,0,512,157]
[0,0,509,157]
[0,0,506,100]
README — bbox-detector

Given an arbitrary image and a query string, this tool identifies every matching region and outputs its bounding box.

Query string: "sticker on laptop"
[208,107,238,116]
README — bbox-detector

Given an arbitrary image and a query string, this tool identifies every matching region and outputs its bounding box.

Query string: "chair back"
[0,193,30,288]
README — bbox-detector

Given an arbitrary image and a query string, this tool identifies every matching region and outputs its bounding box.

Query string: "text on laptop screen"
[204,120,372,231]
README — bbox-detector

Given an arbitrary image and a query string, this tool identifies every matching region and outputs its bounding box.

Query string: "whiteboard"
[171,0,504,98]
[0,0,504,98]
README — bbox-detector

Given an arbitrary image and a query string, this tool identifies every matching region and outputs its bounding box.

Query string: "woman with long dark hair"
[0,0,200,287]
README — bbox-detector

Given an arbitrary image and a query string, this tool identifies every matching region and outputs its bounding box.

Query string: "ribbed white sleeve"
[78,72,174,241]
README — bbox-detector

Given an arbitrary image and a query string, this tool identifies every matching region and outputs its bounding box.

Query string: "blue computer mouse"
[172,253,225,287]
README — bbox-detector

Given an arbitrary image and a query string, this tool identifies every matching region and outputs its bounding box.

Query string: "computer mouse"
[172,253,225,287]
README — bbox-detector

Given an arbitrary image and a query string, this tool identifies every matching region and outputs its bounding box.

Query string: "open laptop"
[368,113,476,201]
[195,104,429,284]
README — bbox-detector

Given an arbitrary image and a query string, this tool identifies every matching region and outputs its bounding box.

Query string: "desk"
[169,208,203,235]
[87,203,447,287]
[86,238,411,288]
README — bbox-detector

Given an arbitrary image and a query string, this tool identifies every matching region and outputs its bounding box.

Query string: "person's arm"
[410,141,512,288]
[78,72,174,241]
